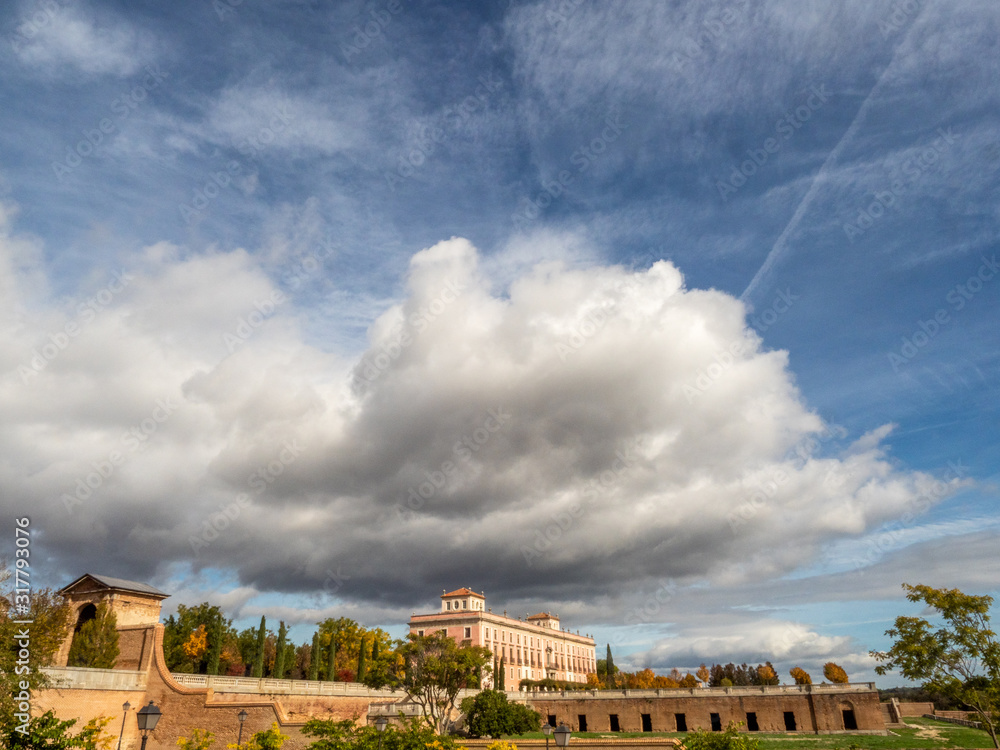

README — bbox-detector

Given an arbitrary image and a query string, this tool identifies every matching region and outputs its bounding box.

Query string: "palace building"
[407,588,597,686]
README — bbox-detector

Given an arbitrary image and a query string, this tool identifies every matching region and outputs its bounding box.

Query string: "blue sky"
[1,0,998,685]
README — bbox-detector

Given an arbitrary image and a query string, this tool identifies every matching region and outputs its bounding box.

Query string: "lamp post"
[136,701,161,750]
[237,709,249,746]
[116,701,130,750]
[542,722,553,750]
[375,715,388,750]
[554,723,572,748]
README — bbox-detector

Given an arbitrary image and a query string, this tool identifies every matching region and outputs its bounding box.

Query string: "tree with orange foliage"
[697,664,710,683]
[789,666,812,685]
[679,673,698,688]
[182,624,209,661]
[757,663,778,684]
[823,662,849,683]
[652,675,680,689]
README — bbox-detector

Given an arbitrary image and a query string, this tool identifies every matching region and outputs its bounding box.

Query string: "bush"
[683,722,759,750]
[461,691,540,738]
[178,728,216,749]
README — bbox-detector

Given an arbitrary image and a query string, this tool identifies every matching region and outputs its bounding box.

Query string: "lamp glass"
[123,701,131,712]
[375,716,388,732]
[554,724,571,747]
[136,701,161,732]
[542,724,553,736]
[238,710,248,723]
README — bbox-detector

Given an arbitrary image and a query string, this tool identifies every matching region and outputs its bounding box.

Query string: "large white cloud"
[0,221,952,615]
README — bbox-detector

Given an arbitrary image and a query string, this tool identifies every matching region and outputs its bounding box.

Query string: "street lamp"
[554,723,572,748]
[136,701,161,750]
[375,715,388,750]
[116,701,130,750]
[237,710,249,746]
[542,722,553,750]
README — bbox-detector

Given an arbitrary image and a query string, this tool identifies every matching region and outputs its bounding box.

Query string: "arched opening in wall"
[68,603,97,660]
[840,701,858,730]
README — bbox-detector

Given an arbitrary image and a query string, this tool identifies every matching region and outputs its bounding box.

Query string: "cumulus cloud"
[0,221,950,622]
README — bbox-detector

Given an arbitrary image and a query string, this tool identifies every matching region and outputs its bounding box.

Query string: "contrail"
[740,8,924,306]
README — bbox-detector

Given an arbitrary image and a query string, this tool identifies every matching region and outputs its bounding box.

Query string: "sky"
[1,0,998,687]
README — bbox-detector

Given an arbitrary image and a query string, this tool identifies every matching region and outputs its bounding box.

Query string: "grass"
[502,718,996,749]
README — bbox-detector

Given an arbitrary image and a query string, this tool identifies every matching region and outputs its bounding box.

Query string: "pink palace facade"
[408,588,597,687]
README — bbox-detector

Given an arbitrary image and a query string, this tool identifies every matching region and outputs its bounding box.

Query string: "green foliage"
[605,644,615,685]
[357,636,367,682]
[178,727,217,749]
[163,603,234,674]
[228,722,288,750]
[309,632,320,680]
[683,721,760,750]
[302,716,461,750]
[0,710,113,749]
[274,621,288,680]
[461,689,540,738]
[497,657,505,691]
[872,583,1000,748]
[362,630,492,734]
[67,601,119,669]
[324,631,336,682]
[720,677,733,687]
[0,568,71,728]
[252,616,266,678]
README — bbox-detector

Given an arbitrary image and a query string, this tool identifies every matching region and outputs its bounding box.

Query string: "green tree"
[163,603,233,674]
[252,616,266,678]
[606,644,615,686]
[823,662,849,683]
[497,657,505,691]
[325,633,336,682]
[0,711,113,750]
[235,721,287,750]
[309,632,320,680]
[684,721,760,750]
[178,727,216,749]
[362,630,492,734]
[461,689,540,738]
[206,613,223,676]
[357,636,367,682]
[67,601,119,668]
[872,583,1000,748]
[274,621,288,680]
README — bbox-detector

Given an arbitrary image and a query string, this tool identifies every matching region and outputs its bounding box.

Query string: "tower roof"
[58,573,169,599]
[441,588,483,598]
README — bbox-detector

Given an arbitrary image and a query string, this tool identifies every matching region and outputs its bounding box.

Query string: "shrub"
[683,722,759,750]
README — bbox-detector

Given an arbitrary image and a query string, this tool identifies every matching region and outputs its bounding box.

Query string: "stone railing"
[42,666,147,691]
[521,682,878,700]
[924,713,984,730]
[169,674,405,696]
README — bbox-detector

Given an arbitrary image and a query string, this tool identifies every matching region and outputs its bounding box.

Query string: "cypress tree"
[274,621,287,680]
[356,636,367,682]
[206,613,222,676]
[606,644,615,686]
[326,633,337,681]
[371,636,379,662]
[498,657,506,691]
[251,616,266,678]
[309,632,320,680]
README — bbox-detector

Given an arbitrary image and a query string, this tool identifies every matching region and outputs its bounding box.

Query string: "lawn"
[504,718,996,749]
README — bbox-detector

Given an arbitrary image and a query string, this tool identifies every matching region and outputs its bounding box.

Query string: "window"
[675,714,687,732]
[464,627,471,638]
[641,714,652,732]
[783,712,796,731]
[842,710,857,731]
[746,713,759,732]
[578,715,588,732]
[609,715,620,732]
[710,713,722,732]
[417,630,424,636]
[447,602,452,610]
[548,715,557,727]
[463,601,467,609]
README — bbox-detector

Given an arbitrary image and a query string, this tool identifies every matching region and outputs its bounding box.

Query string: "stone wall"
[529,685,885,735]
